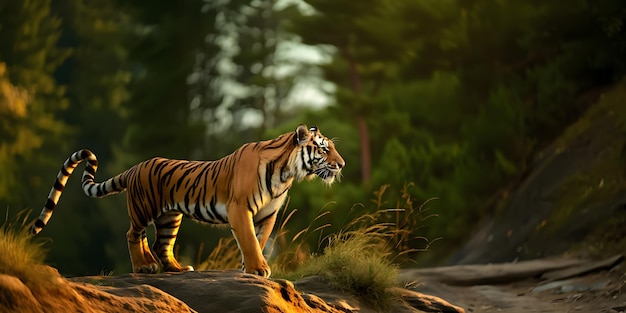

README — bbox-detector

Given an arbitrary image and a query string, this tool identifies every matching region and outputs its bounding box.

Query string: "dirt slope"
[450,85,626,265]
[403,255,626,313]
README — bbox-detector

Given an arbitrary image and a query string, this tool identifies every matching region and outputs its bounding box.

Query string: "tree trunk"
[346,45,371,182]
[356,115,371,182]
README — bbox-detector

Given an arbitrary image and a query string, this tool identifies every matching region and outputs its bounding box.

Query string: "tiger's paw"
[163,264,194,273]
[133,262,159,274]
[243,263,271,278]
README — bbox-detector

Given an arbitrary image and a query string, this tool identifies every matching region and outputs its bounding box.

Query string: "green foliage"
[37,0,136,276]
[121,0,216,160]
[58,0,132,150]
[282,0,626,263]
[0,0,70,204]
[0,64,33,199]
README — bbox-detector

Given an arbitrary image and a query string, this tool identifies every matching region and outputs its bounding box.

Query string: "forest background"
[1,0,625,276]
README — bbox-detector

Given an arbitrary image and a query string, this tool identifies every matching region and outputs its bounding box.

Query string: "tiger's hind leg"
[127,225,159,273]
[152,212,194,272]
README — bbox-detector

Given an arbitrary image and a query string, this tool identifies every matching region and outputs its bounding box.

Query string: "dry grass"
[0,211,58,288]
[288,230,399,310]
[271,183,440,270]
[194,237,241,271]
[197,183,438,309]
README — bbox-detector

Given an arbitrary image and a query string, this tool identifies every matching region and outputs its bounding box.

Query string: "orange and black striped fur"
[31,125,344,277]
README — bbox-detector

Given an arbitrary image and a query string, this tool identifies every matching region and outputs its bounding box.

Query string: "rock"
[540,254,624,281]
[0,274,44,313]
[71,282,195,313]
[0,264,465,313]
[293,275,363,311]
[401,255,624,287]
[400,257,587,286]
[0,267,194,313]
[393,287,466,313]
[74,270,351,313]
[530,279,610,293]
[71,270,465,313]
[295,275,465,313]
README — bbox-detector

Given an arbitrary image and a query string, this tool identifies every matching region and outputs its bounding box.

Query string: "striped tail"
[31,149,126,235]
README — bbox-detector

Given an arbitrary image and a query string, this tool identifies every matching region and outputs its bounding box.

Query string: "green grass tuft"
[291,230,399,310]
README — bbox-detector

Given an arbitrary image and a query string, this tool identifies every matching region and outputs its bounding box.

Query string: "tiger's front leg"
[255,211,278,251]
[228,205,271,277]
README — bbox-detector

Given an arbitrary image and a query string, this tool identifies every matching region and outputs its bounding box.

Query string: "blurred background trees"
[0,0,624,275]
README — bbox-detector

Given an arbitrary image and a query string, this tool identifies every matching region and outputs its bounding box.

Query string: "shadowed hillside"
[450,83,626,265]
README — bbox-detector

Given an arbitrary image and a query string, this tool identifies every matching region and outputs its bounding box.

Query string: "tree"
[190,0,305,160]
[122,0,219,161]
[289,0,439,182]
[0,63,35,199]
[222,0,292,134]
[34,0,136,275]
[54,0,131,158]
[284,0,626,264]
[0,0,70,204]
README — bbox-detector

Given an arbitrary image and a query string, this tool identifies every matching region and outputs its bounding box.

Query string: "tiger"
[31,124,344,277]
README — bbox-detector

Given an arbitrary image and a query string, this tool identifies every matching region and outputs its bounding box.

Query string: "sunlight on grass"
[287,230,399,309]
[0,211,58,288]
[194,237,241,271]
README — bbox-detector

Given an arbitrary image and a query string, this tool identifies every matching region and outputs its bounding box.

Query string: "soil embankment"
[404,255,625,313]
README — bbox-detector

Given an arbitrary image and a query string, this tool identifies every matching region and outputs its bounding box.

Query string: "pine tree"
[289,0,425,182]
[0,0,70,203]
[122,0,220,160]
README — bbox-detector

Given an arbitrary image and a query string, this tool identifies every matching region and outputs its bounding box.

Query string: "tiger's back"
[125,158,232,226]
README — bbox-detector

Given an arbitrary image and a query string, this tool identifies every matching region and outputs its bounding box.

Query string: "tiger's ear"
[295,124,310,146]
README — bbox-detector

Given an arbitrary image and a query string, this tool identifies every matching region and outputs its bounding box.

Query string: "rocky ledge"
[0,266,465,313]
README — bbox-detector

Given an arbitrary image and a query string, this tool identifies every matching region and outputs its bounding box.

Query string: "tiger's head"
[293,124,345,185]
